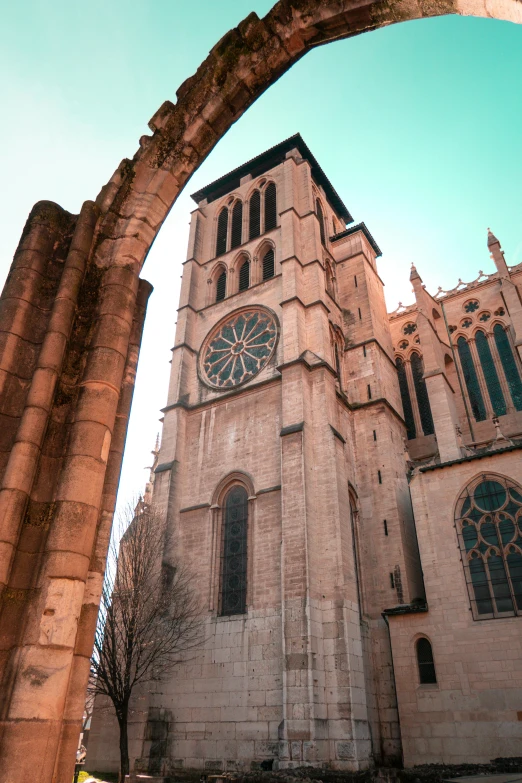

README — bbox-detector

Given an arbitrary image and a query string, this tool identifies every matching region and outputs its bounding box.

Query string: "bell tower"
[89,135,423,773]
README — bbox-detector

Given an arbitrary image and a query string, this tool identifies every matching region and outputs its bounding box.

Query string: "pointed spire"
[487,228,500,249]
[410,263,422,282]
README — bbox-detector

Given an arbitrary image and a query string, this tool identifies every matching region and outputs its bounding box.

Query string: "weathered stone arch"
[1,1,521,780]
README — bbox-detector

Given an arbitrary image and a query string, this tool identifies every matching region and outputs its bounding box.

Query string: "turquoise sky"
[1,1,521,509]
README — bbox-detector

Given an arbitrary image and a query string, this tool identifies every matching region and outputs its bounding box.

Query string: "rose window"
[201,307,278,388]
[479,312,491,322]
[461,318,472,329]
[403,323,417,335]
[464,300,479,313]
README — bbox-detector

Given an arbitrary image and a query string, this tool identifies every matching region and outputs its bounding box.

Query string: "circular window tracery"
[403,322,417,335]
[464,300,480,313]
[201,307,278,389]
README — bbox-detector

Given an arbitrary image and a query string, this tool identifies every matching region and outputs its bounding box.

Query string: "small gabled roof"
[190,133,353,224]
[331,222,382,258]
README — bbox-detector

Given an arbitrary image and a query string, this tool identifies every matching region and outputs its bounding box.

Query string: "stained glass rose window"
[201,307,278,389]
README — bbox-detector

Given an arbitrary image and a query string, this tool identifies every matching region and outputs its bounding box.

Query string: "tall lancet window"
[316,199,326,246]
[230,201,243,249]
[410,352,434,435]
[457,336,487,421]
[264,182,277,232]
[494,324,522,411]
[249,190,261,240]
[221,486,248,616]
[216,207,228,257]
[475,330,506,416]
[396,357,416,440]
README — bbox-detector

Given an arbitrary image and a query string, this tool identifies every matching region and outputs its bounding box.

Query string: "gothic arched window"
[220,486,248,616]
[262,248,275,281]
[455,475,522,618]
[416,638,437,684]
[457,336,487,421]
[316,199,326,246]
[215,269,227,302]
[238,258,250,291]
[475,330,506,417]
[410,353,434,436]
[231,201,243,249]
[325,261,335,298]
[494,324,522,411]
[249,190,261,240]
[264,182,277,232]
[396,357,416,440]
[216,207,228,257]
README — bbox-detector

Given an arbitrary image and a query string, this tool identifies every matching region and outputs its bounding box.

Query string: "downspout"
[440,299,475,442]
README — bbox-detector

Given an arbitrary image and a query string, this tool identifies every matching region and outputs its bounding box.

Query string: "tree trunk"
[118,709,130,783]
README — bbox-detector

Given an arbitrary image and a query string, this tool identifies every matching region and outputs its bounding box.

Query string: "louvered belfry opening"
[262,248,275,280]
[316,199,326,246]
[396,357,416,440]
[231,201,243,249]
[249,190,261,240]
[416,638,437,684]
[238,259,250,291]
[216,269,227,302]
[216,207,228,257]
[264,182,277,232]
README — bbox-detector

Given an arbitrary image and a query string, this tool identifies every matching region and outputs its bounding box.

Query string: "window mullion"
[469,337,493,418]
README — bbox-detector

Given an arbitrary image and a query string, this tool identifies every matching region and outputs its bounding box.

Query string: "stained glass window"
[494,324,522,411]
[249,190,261,240]
[464,300,479,313]
[475,330,506,417]
[264,183,277,232]
[238,259,250,291]
[220,486,248,616]
[411,353,434,436]
[201,308,278,389]
[216,207,228,257]
[403,323,417,335]
[396,357,416,440]
[316,199,326,246]
[416,638,437,684]
[457,337,487,421]
[215,269,227,302]
[455,476,522,618]
[231,201,243,249]
[262,249,275,280]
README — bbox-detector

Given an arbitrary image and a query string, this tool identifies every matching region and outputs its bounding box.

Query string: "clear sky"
[1,1,521,510]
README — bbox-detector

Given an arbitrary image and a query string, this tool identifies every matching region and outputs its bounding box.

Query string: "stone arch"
[2,1,522,778]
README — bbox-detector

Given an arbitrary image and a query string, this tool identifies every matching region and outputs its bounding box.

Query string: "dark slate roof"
[331,221,382,258]
[190,133,353,223]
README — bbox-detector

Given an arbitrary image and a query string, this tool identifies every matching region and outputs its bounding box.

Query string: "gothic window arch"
[238,257,250,291]
[316,199,326,246]
[249,189,261,240]
[416,638,437,684]
[216,206,228,257]
[457,336,487,422]
[220,484,249,616]
[475,329,506,417]
[215,266,227,302]
[264,182,277,232]
[396,356,416,441]
[231,200,243,249]
[410,352,434,435]
[455,474,522,618]
[494,324,522,411]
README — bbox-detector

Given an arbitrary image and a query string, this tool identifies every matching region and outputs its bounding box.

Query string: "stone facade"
[87,137,522,773]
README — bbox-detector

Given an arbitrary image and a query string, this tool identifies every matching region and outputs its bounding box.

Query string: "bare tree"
[89,501,202,782]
